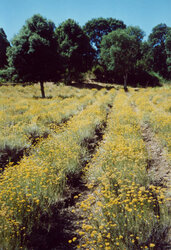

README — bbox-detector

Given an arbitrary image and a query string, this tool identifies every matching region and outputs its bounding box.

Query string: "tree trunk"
[123,73,128,92]
[40,81,45,98]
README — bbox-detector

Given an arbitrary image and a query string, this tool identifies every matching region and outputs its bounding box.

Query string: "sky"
[0,0,171,41]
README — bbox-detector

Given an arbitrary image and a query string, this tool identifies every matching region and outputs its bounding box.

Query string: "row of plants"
[0,85,98,171]
[0,88,115,248]
[0,83,94,99]
[75,90,169,249]
[131,86,171,161]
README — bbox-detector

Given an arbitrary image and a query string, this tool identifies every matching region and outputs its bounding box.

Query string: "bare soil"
[141,122,171,248]
[141,123,171,186]
[129,93,171,248]
[26,117,109,249]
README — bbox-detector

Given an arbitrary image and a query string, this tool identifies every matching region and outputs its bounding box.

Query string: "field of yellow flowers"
[76,88,170,249]
[0,83,170,249]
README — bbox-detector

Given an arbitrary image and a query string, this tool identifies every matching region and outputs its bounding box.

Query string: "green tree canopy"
[83,17,126,58]
[7,14,61,97]
[136,41,153,72]
[0,28,10,68]
[165,29,171,77]
[55,19,94,84]
[148,23,170,78]
[100,27,143,89]
[126,26,145,42]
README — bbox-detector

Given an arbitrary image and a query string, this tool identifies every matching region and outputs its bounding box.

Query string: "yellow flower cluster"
[0,83,170,249]
[0,86,115,248]
[78,90,169,249]
[132,86,171,160]
[0,84,97,172]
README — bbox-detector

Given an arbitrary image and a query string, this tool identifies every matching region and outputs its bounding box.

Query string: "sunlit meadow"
[0,83,170,249]
[75,89,170,250]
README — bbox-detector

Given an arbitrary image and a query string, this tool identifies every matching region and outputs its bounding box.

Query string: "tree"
[83,17,126,58]
[100,28,142,90]
[165,29,171,77]
[55,19,94,84]
[7,14,61,98]
[148,23,170,78]
[138,41,153,71]
[127,26,146,62]
[0,28,10,68]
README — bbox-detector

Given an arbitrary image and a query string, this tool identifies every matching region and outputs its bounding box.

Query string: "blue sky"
[1,0,171,41]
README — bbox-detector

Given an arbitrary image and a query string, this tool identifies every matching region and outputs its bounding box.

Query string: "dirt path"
[129,93,170,195]
[141,123,171,186]
[128,91,171,248]
[141,123,171,247]
[26,105,112,250]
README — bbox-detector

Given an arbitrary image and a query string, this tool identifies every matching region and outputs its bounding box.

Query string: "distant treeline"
[0,15,171,95]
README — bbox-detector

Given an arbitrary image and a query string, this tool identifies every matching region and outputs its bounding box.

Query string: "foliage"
[0,85,170,248]
[0,67,20,83]
[128,69,160,87]
[132,87,171,159]
[0,86,114,248]
[0,28,10,69]
[100,27,144,89]
[0,69,8,83]
[83,17,126,58]
[0,84,97,172]
[77,90,170,249]
[6,14,61,97]
[148,23,170,78]
[55,19,94,84]
[137,41,153,72]
[1,15,170,86]
[92,64,105,81]
[165,29,171,76]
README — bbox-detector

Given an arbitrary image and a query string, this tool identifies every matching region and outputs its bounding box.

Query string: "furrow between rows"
[75,91,169,249]
[0,89,101,172]
[0,88,115,249]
